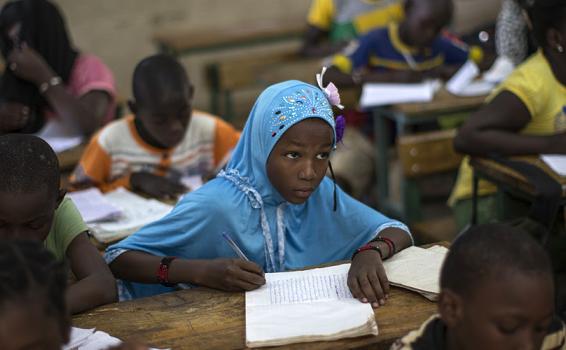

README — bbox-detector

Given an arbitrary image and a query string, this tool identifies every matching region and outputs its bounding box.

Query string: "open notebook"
[383,245,448,301]
[88,188,173,244]
[245,264,377,348]
[541,155,566,177]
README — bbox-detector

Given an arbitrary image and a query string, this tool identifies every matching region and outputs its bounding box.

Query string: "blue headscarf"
[105,80,411,300]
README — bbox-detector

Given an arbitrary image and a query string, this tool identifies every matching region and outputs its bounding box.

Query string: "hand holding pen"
[196,232,265,292]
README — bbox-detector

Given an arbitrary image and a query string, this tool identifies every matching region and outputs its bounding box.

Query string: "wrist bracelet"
[39,76,62,94]
[351,243,383,261]
[157,256,177,287]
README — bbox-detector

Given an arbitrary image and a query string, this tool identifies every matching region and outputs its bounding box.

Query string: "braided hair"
[0,240,68,326]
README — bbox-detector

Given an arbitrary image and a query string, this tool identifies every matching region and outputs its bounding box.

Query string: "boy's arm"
[454,91,566,156]
[109,250,265,292]
[66,232,117,314]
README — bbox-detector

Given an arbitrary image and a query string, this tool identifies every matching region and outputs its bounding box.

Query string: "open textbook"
[87,188,173,244]
[245,245,447,347]
[245,264,378,348]
[383,245,448,301]
[63,327,164,350]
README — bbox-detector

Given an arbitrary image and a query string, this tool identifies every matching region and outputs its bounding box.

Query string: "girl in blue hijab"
[105,78,412,308]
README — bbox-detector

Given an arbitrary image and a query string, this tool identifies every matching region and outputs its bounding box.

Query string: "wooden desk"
[371,90,486,223]
[73,285,435,350]
[153,19,306,56]
[470,156,566,198]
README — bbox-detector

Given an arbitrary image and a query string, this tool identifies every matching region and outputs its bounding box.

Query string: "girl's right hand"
[198,259,266,292]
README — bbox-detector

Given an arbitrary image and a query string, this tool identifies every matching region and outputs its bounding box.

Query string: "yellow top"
[307,0,403,41]
[449,50,566,204]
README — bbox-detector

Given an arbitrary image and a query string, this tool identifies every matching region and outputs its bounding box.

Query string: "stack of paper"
[383,245,448,301]
[63,327,164,350]
[541,155,566,177]
[245,264,377,348]
[88,188,173,244]
[359,80,441,108]
[67,188,123,223]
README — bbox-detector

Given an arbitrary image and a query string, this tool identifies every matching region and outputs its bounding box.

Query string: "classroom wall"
[1,0,503,119]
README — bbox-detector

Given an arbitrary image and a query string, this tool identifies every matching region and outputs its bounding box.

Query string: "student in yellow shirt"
[300,0,403,57]
[450,0,566,230]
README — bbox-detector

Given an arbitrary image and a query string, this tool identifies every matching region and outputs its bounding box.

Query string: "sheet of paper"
[383,246,447,297]
[482,56,515,84]
[63,327,165,350]
[359,80,441,108]
[541,155,566,177]
[88,188,173,243]
[446,60,480,95]
[67,188,123,224]
[36,119,83,153]
[246,264,377,348]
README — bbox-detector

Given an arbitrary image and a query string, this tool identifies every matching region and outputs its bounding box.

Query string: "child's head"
[401,0,453,48]
[0,240,70,349]
[523,0,566,54]
[227,80,336,204]
[130,54,194,149]
[0,134,62,242]
[439,224,554,350]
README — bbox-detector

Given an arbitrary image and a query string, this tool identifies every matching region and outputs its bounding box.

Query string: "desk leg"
[471,171,479,226]
[374,109,390,210]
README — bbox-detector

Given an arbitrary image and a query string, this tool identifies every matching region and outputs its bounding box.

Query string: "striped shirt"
[70,111,240,192]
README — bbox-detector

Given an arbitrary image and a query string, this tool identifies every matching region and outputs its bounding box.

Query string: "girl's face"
[0,299,69,350]
[266,118,333,204]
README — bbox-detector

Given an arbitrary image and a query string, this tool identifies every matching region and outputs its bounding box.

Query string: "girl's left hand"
[347,250,389,308]
[7,43,54,86]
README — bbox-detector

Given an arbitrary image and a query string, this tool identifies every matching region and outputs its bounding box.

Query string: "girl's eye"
[316,152,330,160]
[285,152,300,159]
[497,323,520,335]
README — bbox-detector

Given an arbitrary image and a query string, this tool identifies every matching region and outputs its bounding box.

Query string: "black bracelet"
[351,244,383,261]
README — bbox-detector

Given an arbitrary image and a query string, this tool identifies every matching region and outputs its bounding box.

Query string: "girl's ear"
[546,28,565,54]
[438,289,464,328]
[128,100,137,114]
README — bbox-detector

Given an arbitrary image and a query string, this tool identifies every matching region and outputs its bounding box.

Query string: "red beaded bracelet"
[157,256,177,287]
[351,244,383,261]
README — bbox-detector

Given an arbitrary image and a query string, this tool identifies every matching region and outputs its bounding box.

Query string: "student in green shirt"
[0,134,116,314]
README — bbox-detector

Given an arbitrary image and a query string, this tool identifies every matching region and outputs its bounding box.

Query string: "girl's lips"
[293,188,313,198]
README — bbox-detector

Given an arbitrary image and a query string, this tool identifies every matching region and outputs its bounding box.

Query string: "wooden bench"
[206,49,325,120]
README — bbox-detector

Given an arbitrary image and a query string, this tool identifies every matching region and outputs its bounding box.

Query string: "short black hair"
[132,54,190,109]
[0,240,67,323]
[0,134,60,196]
[522,0,566,47]
[440,223,552,297]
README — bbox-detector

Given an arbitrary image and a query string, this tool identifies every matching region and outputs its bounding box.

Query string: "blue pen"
[222,232,250,261]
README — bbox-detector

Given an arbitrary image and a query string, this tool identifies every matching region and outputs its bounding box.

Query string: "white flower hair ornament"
[316,66,346,143]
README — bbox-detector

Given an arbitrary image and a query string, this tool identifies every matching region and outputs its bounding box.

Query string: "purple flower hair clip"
[316,66,344,110]
[316,66,346,143]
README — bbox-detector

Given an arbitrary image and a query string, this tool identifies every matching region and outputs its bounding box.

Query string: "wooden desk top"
[470,156,566,198]
[153,19,306,54]
[73,285,435,350]
[392,89,486,117]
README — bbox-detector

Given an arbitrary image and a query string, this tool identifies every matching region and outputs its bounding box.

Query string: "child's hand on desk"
[348,250,389,309]
[197,258,266,292]
[130,172,187,200]
[0,101,31,132]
